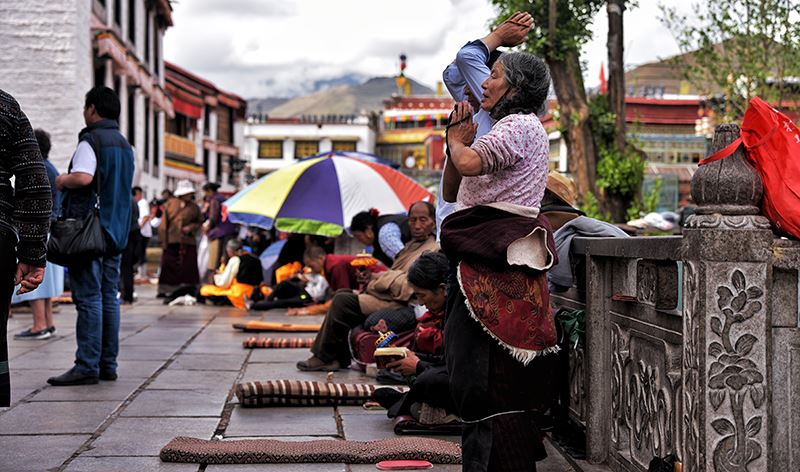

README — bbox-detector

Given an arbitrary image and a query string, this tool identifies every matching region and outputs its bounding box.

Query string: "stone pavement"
[1,285,588,472]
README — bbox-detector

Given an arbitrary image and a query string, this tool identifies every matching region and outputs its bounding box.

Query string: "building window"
[153,111,160,178]
[295,141,319,159]
[144,10,151,65]
[217,106,232,144]
[332,141,356,152]
[144,98,151,173]
[203,149,210,175]
[258,141,283,159]
[153,33,160,77]
[216,153,222,183]
[127,86,136,145]
[203,106,210,136]
[114,0,121,26]
[127,0,136,44]
[94,60,107,88]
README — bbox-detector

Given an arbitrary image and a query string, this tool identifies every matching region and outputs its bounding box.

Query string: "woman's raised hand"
[448,101,478,147]
[497,11,534,48]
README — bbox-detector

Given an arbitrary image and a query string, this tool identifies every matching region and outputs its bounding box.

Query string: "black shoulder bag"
[46,135,107,266]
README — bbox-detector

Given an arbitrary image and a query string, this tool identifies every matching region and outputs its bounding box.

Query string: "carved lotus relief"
[708,269,764,471]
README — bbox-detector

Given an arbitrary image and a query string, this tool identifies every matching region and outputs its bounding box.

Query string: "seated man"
[199,239,263,309]
[373,251,453,420]
[297,201,438,372]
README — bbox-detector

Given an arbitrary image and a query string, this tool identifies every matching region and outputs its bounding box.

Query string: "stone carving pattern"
[686,214,771,230]
[568,345,585,422]
[637,263,657,305]
[612,323,679,469]
[682,261,701,471]
[707,269,765,471]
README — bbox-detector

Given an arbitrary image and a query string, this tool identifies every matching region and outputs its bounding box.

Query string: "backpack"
[699,97,800,238]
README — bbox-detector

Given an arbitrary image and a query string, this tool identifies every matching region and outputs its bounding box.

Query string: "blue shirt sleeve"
[454,40,491,102]
[377,223,405,261]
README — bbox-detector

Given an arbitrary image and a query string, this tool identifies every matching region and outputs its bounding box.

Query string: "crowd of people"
[0,10,617,471]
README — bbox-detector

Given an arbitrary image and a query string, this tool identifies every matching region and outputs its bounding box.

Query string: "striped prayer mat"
[160,436,462,464]
[242,337,315,349]
[232,321,321,332]
[236,380,377,407]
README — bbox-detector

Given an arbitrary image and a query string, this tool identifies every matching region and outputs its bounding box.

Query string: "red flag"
[599,63,608,94]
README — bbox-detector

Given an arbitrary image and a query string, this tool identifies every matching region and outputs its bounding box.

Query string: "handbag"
[699,96,800,238]
[47,134,108,266]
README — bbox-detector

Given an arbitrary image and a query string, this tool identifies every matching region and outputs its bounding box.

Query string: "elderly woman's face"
[481,61,509,112]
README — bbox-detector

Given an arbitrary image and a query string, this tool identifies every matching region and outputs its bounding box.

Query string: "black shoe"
[47,368,99,386]
[47,325,57,335]
[372,387,404,409]
[14,328,51,340]
[99,371,118,381]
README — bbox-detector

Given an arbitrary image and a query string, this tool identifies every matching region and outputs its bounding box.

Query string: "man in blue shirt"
[48,87,135,386]
[437,11,533,233]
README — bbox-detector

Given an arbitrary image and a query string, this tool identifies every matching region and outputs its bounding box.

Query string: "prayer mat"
[242,337,315,349]
[236,380,377,407]
[232,321,321,332]
[160,436,462,464]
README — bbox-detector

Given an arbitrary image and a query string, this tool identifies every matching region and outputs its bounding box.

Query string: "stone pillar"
[681,124,773,471]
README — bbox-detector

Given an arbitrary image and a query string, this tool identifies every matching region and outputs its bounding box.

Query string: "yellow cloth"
[200,279,256,310]
[275,262,302,284]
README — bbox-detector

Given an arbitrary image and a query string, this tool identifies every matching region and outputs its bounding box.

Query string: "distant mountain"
[247,97,291,115]
[249,76,437,117]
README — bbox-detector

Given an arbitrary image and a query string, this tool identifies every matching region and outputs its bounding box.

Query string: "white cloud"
[164,0,698,98]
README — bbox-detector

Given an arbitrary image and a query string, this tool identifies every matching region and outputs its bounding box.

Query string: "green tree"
[661,0,800,120]
[491,0,605,199]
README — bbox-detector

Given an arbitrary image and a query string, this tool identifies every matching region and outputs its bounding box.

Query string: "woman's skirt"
[158,243,199,294]
[11,261,64,303]
[445,286,557,472]
[199,281,256,310]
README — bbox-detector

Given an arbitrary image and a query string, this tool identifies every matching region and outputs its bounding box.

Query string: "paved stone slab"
[30,379,142,402]
[225,406,338,437]
[0,400,118,434]
[172,352,247,371]
[148,369,239,393]
[206,464,345,471]
[0,434,90,472]
[85,417,219,456]
[64,455,199,472]
[183,341,249,355]
[116,360,165,379]
[122,389,225,417]
[9,349,78,370]
[117,345,181,361]
[8,368,62,403]
[340,411,397,441]
[247,348,315,364]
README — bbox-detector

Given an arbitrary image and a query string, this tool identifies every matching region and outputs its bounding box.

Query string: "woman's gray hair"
[489,52,550,120]
[226,238,243,252]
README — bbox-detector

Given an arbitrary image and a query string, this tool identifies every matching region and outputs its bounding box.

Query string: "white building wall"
[0,0,93,172]
[245,120,375,175]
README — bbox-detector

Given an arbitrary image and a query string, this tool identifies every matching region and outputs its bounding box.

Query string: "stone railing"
[551,124,798,471]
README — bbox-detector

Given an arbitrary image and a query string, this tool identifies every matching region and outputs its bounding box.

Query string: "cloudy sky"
[163,0,696,99]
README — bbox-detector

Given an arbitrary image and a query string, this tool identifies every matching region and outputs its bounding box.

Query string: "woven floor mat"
[160,436,461,464]
[236,380,376,407]
[243,337,315,348]
[232,321,321,332]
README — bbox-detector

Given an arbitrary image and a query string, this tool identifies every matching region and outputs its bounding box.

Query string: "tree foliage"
[661,0,800,120]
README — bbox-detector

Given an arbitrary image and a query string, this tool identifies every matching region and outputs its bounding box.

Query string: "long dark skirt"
[158,243,199,295]
[446,285,557,472]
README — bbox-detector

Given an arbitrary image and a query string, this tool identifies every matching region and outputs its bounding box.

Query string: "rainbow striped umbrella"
[223,152,433,237]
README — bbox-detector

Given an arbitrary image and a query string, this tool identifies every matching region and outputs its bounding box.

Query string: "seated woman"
[349,209,411,268]
[199,239,263,309]
[372,252,453,421]
[297,201,438,372]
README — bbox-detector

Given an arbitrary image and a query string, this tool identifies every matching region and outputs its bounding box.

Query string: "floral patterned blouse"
[456,113,549,211]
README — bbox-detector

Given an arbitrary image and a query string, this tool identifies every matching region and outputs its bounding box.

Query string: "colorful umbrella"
[223,153,433,237]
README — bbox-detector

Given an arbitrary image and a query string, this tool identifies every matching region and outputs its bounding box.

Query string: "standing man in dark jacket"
[0,89,52,405]
[49,87,135,386]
